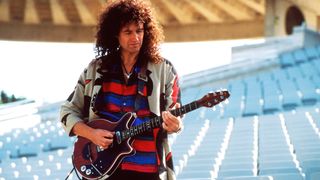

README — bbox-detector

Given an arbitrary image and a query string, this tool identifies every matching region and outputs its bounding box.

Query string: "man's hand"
[90,129,114,150]
[73,122,114,150]
[162,103,182,134]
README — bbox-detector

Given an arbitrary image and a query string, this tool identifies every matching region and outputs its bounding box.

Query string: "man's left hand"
[162,103,182,133]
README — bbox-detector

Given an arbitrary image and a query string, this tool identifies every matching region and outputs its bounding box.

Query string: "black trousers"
[109,169,160,180]
[82,169,160,180]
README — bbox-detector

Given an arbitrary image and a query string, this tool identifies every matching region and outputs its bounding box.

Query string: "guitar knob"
[81,165,86,172]
[85,169,92,175]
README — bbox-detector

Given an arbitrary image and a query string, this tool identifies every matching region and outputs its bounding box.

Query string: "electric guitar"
[72,90,230,179]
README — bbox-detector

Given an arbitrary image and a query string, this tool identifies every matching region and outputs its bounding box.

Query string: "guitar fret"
[188,103,192,113]
[138,125,143,134]
[146,121,151,131]
[134,126,138,135]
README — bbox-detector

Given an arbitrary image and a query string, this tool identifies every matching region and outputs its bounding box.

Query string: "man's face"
[118,22,144,54]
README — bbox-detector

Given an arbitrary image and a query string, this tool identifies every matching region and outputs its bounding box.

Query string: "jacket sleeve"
[164,60,182,110]
[60,69,87,136]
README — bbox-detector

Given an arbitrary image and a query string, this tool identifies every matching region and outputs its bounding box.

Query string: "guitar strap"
[135,64,148,112]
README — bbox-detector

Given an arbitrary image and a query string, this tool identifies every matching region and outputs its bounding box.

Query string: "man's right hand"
[90,129,114,149]
[72,122,114,150]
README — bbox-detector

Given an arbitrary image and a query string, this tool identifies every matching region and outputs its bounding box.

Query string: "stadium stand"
[1,31,320,180]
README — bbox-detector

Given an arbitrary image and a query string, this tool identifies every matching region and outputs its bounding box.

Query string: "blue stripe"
[99,111,122,122]
[103,93,149,109]
[123,152,157,165]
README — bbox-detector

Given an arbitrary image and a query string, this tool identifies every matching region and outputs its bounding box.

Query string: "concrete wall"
[265,0,320,37]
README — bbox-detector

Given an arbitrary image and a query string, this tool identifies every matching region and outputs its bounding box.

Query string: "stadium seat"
[271,173,304,180]
[258,167,300,175]
[293,49,308,64]
[298,62,319,78]
[285,66,304,79]
[277,79,301,109]
[304,46,320,60]
[294,77,318,105]
[218,169,254,178]
[261,81,281,114]
[279,52,295,67]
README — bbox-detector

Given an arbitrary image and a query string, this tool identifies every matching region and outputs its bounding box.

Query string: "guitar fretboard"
[119,101,199,141]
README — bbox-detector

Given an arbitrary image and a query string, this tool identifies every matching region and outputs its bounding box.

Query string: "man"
[60,0,182,179]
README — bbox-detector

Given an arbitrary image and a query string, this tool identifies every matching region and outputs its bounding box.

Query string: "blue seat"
[259,167,300,175]
[243,81,262,116]
[285,66,304,80]
[279,53,295,67]
[293,49,308,64]
[18,143,40,157]
[294,77,318,105]
[309,171,320,180]
[259,161,297,169]
[0,150,8,162]
[218,176,271,180]
[223,97,243,118]
[218,169,254,178]
[300,160,320,175]
[311,75,320,89]
[298,62,319,78]
[271,173,304,180]
[273,69,289,81]
[259,72,274,82]
[220,163,254,171]
[178,170,211,179]
[304,46,320,60]
[261,81,281,114]
[312,60,320,74]
[316,44,320,56]
[277,79,301,110]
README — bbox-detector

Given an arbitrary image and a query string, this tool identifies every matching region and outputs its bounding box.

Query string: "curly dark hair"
[95,0,164,64]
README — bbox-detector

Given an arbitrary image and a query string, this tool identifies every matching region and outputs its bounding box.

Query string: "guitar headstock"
[198,90,230,108]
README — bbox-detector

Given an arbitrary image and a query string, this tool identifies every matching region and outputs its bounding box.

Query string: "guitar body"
[73,112,136,180]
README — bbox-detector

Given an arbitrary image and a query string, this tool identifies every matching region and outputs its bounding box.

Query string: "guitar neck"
[119,101,200,141]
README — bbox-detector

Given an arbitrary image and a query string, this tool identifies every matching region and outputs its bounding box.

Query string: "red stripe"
[133,140,156,152]
[166,152,172,162]
[105,104,134,112]
[121,163,157,173]
[85,79,91,84]
[153,128,161,165]
[136,110,151,117]
[169,76,180,108]
[141,86,147,96]
[102,82,137,95]
[105,104,120,112]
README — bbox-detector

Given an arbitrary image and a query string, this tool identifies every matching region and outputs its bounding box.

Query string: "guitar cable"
[65,137,82,180]
[64,166,74,180]
[65,154,82,180]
